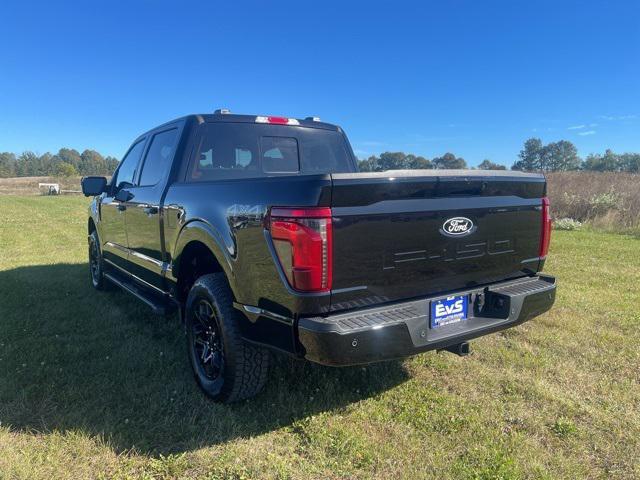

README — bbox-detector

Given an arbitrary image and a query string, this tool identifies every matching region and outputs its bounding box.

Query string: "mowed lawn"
[0,196,638,480]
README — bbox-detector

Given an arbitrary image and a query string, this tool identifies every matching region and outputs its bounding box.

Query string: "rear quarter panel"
[163,175,333,318]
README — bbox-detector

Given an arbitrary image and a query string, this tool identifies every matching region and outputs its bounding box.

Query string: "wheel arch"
[172,221,235,304]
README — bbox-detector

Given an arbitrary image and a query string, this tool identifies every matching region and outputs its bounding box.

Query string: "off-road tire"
[185,273,270,403]
[88,230,111,291]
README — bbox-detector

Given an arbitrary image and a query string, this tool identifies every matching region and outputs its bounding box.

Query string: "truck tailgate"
[329,170,546,311]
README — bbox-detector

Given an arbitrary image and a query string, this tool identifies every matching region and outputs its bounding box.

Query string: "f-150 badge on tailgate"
[441,217,475,237]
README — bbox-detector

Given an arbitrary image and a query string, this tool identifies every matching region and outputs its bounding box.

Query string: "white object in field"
[38,183,60,195]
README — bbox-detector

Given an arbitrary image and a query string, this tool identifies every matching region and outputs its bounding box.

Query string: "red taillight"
[269,207,332,292]
[539,197,551,258]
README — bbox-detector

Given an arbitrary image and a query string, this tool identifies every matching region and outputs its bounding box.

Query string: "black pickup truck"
[81,111,556,403]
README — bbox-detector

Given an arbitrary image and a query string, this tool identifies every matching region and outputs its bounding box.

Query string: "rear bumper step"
[297,274,556,366]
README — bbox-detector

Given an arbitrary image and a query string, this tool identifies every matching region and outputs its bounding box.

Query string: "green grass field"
[0,196,638,479]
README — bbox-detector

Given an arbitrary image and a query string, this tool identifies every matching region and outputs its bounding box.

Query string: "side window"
[115,139,145,189]
[261,137,299,173]
[139,129,179,186]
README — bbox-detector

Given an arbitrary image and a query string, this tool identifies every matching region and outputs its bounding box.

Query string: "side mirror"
[114,188,134,202]
[81,176,107,197]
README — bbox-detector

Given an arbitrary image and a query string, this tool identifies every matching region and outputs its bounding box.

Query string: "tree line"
[358,152,476,171]
[513,138,640,172]
[0,148,119,178]
[358,138,640,173]
[1,137,638,178]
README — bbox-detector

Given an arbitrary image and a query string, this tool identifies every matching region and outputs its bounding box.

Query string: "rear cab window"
[261,137,299,173]
[187,123,354,182]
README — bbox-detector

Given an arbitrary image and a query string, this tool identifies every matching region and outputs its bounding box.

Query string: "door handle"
[116,204,127,212]
[143,206,159,215]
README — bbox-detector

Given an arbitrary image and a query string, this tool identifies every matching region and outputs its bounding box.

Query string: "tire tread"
[188,273,269,402]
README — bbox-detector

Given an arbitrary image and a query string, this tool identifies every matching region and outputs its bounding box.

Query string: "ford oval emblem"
[441,217,475,237]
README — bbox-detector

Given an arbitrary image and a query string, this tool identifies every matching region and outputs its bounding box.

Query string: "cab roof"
[194,112,342,132]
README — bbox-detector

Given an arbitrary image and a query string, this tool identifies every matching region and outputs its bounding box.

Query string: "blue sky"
[1,1,638,167]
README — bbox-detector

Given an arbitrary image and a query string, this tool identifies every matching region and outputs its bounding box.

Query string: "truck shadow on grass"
[0,263,410,455]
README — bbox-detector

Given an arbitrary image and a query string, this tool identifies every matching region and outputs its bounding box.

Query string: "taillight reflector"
[539,197,551,258]
[268,207,332,292]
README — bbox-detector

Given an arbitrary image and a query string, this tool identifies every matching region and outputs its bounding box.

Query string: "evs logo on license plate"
[430,295,468,328]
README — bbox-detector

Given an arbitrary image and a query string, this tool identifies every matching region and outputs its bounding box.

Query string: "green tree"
[405,154,432,169]
[357,155,379,172]
[477,159,506,170]
[583,150,639,172]
[432,152,467,169]
[541,140,581,171]
[377,152,408,170]
[620,153,640,172]
[56,148,82,169]
[104,156,119,174]
[513,138,580,172]
[80,149,106,175]
[39,153,55,175]
[0,152,17,177]
[15,151,40,176]
[2,147,119,178]
[55,162,78,177]
[357,152,432,171]
[512,138,543,171]
[582,154,601,171]
[582,150,619,171]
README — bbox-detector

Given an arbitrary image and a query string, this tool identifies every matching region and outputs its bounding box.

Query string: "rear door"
[124,125,181,290]
[328,171,546,311]
[100,138,146,271]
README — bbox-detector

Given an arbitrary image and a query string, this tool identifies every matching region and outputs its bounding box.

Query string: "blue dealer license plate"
[430,295,468,328]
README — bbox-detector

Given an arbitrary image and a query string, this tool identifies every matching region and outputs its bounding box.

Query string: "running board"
[104,271,176,316]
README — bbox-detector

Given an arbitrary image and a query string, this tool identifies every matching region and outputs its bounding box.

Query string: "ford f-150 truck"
[81,110,556,403]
